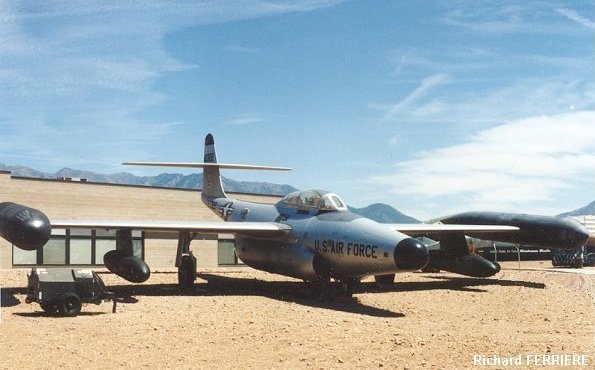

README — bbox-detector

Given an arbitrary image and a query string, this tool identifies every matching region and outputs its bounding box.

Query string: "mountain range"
[0,163,420,223]
[557,201,595,218]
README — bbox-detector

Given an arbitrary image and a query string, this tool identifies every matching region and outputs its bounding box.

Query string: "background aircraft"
[39,134,589,299]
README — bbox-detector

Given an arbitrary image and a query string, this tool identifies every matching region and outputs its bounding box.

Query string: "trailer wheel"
[59,293,82,317]
[40,302,58,314]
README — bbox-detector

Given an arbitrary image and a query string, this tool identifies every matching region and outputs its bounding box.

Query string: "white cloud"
[0,0,343,169]
[440,4,579,35]
[556,8,595,31]
[225,113,266,125]
[370,111,595,215]
[375,76,595,126]
[223,45,261,54]
[388,135,400,146]
[379,74,449,123]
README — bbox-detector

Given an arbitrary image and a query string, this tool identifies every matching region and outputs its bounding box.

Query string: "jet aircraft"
[41,134,589,298]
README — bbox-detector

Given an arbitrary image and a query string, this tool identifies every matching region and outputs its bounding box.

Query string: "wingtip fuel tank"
[0,202,51,251]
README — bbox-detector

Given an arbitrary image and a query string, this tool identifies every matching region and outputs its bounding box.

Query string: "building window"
[95,239,116,264]
[70,239,92,264]
[217,239,243,265]
[12,229,144,266]
[43,239,67,264]
[12,247,37,265]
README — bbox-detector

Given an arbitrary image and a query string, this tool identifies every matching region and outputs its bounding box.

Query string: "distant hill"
[558,200,595,218]
[349,203,420,223]
[0,162,419,222]
[0,163,297,196]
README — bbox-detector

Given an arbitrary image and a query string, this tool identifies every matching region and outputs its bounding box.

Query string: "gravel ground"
[1,261,594,369]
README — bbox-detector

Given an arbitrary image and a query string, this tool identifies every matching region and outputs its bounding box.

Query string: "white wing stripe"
[51,220,292,234]
[390,224,519,233]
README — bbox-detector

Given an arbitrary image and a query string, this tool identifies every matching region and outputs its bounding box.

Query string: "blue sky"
[1,1,594,219]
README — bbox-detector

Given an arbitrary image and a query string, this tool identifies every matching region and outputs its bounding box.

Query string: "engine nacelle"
[429,253,500,278]
[103,250,151,283]
[235,239,321,281]
[0,202,51,251]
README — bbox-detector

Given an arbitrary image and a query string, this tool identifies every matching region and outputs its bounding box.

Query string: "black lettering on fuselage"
[314,240,378,259]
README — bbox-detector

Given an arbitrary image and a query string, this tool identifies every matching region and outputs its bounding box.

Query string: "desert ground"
[1,261,594,369]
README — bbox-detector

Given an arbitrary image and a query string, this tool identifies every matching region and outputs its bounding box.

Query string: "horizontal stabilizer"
[123,162,291,171]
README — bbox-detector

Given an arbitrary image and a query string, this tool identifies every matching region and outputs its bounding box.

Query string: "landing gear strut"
[176,232,197,291]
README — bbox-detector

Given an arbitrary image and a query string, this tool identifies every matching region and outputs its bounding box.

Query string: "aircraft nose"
[394,238,429,270]
[572,223,590,246]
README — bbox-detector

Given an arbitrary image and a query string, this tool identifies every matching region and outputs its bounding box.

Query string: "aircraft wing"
[51,219,292,238]
[388,223,519,236]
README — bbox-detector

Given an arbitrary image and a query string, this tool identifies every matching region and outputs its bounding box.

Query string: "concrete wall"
[0,172,280,269]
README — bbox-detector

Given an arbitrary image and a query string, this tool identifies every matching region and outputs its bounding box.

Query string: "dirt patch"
[1,262,594,369]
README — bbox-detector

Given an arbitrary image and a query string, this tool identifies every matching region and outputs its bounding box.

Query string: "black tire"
[338,281,355,298]
[40,302,58,314]
[374,274,395,285]
[178,255,196,291]
[421,264,440,273]
[59,293,82,317]
[573,259,584,269]
[306,280,336,301]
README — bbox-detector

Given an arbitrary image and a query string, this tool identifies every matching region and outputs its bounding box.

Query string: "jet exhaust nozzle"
[0,202,51,251]
[103,250,151,283]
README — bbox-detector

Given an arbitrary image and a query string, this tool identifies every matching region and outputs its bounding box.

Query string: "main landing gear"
[374,273,395,286]
[176,232,197,291]
[306,278,358,301]
[178,254,197,291]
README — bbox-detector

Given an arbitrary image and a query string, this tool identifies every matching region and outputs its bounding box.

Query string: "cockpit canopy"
[278,189,348,212]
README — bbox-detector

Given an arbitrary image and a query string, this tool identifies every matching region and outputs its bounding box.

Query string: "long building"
[0,171,281,269]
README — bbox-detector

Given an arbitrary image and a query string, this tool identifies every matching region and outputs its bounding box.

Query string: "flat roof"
[5,172,283,199]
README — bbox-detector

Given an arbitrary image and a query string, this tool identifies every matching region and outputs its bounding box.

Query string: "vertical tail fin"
[202,133,227,199]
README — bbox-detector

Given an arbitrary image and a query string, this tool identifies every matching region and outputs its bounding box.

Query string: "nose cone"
[20,209,51,250]
[394,238,429,270]
[0,202,51,251]
[572,223,590,247]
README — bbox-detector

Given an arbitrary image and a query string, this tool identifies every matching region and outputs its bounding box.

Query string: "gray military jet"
[50,134,589,298]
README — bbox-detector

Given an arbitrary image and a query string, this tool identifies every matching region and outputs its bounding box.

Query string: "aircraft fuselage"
[204,195,429,281]
[440,212,588,250]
